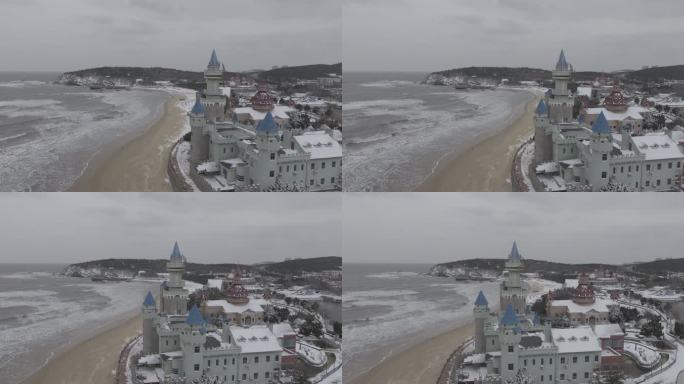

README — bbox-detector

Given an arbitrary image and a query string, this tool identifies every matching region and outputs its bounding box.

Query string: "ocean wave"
[0,132,28,143]
[365,271,420,280]
[0,81,49,88]
[0,99,62,108]
[359,80,414,88]
[343,98,423,112]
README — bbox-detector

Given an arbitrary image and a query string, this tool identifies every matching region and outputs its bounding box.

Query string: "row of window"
[508,354,598,371]
[193,348,279,365]
[190,368,273,381]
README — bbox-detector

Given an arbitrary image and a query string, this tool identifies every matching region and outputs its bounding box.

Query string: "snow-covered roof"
[197,161,220,174]
[585,106,647,122]
[631,133,684,161]
[564,279,579,289]
[593,323,624,339]
[205,299,267,314]
[234,105,293,122]
[207,279,223,290]
[549,298,613,314]
[270,323,296,339]
[551,327,601,354]
[577,87,592,98]
[293,131,343,159]
[230,325,283,354]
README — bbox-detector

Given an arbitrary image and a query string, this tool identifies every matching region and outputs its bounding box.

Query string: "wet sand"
[69,94,186,192]
[20,313,140,384]
[416,95,540,192]
[349,324,473,384]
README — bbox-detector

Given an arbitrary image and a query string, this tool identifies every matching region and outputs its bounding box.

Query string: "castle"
[188,50,342,192]
[533,51,684,191]
[461,242,624,384]
[138,242,284,383]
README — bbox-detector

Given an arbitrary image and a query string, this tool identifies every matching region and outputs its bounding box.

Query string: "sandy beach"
[349,323,473,384]
[20,313,140,384]
[416,95,540,192]
[69,94,186,192]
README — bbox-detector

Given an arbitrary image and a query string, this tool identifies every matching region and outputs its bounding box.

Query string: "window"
[636,165,639,171]
[232,358,235,364]
[310,179,314,186]
[254,357,259,363]
[669,162,673,169]
[668,178,672,185]
[311,163,315,169]
[573,373,577,380]
[174,340,177,345]
[628,165,632,172]
[266,356,271,362]
[612,167,616,174]
[508,346,514,352]
[166,340,169,346]
[254,373,259,379]
[508,364,514,371]
[266,372,270,378]
[572,357,577,363]
[678,162,681,168]
[320,178,325,184]
[601,171,607,179]
[232,376,235,381]
[602,154,607,161]
[243,357,247,364]
[321,162,326,169]
[585,372,590,379]
[541,376,544,382]
[279,166,282,173]
[224,358,227,366]
[636,182,639,189]
[242,374,247,380]
[563,148,566,154]
[647,164,651,171]
[532,359,536,366]
[275,355,279,362]
[286,165,290,172]
[208,360,211,367]
[549,375,552,381]
[331,177,335,184]
[194,364,200,372]
[524,359,527,366]
[332,161,336,167]
[585,356,589,362]
[560,374,565,380]
[194,346,200,353]
[621,166,624,173]
[595,355,599,362]
[540,358,544,365]
[646,180,650,186]
[657,163,662,170]
[657,179,661,186]
[270,153,275,160]
[215,359,218,366]
[269,170,275,177]
[549,358,552,364]
[223,148,226,154]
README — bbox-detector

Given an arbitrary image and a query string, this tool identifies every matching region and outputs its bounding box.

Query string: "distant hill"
[261,256,342,274]
[258,63,342,82]
[430,258,617,275]
[626,65,684,82]
[627,258,684,274]
[430,66,611,83]
[61,67,206,83]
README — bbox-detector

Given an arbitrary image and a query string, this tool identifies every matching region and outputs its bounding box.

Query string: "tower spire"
[556,49,569,71]
[208,49,220,69]
[509,241,521,261]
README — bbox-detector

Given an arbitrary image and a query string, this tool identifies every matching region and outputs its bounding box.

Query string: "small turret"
[142,291,159,355]
[588,112,612,190]
[474,290,490,354]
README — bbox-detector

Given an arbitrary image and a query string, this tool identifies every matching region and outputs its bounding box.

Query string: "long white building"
[138,243,284,383]
[533,51,684,191]
[189,50,342,192]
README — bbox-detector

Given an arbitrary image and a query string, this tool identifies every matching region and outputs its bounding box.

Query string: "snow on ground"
[625,341,661,367]
[184,280,203,294]
[173,141,199,191]
[296,341,327,367]
[520,141,536,192]
[309,351,342,384]
[525,277,562,304]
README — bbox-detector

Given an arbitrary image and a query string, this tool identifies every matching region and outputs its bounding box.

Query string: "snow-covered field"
[625,341,661,367]
[296,341,327,367]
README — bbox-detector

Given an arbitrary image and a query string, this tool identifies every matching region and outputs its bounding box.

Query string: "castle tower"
[533,99,552,165]
[160,242,189,315]
[142,291,159,355]
[181,304,206,380]
[203,49,226,121]
[548,50,574,123]
[586,112,612,191]
[252,112,281,190]
[189,94,209,166]
[500,241,528,314]
[473,290,489,354]
[499,304,523,383]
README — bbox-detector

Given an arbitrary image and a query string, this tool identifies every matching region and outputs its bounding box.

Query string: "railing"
[116,334,142,384]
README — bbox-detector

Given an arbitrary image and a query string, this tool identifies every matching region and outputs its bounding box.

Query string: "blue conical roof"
[208,49,220,69]
[509,241,521,261]
[143,291,156,307]
[170,241,183,262]
[256,112,279,135]
[532,313,541,325]
[592,112,611,135]
[501,304,519,326]
[556,50,569,71]
[191,97,205,115]
[186,304,205,326]
[475,290,488,306]
[535,100,548,115]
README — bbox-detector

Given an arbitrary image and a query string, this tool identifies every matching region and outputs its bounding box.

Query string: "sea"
[0,263,156,384]
[342,263,500,383]
[0,72,170,191]
[343,72,536,191]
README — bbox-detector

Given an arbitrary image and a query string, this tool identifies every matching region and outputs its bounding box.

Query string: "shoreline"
[19,311,141,384]
[69,92,187,192]
[348,323,474,384]
[416,92,541,192]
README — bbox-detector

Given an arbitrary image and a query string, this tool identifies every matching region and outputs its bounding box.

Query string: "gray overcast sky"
[344,0,684,72]
[0,0,340,72]
[343,193,684,265]
[0,193,341,264]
